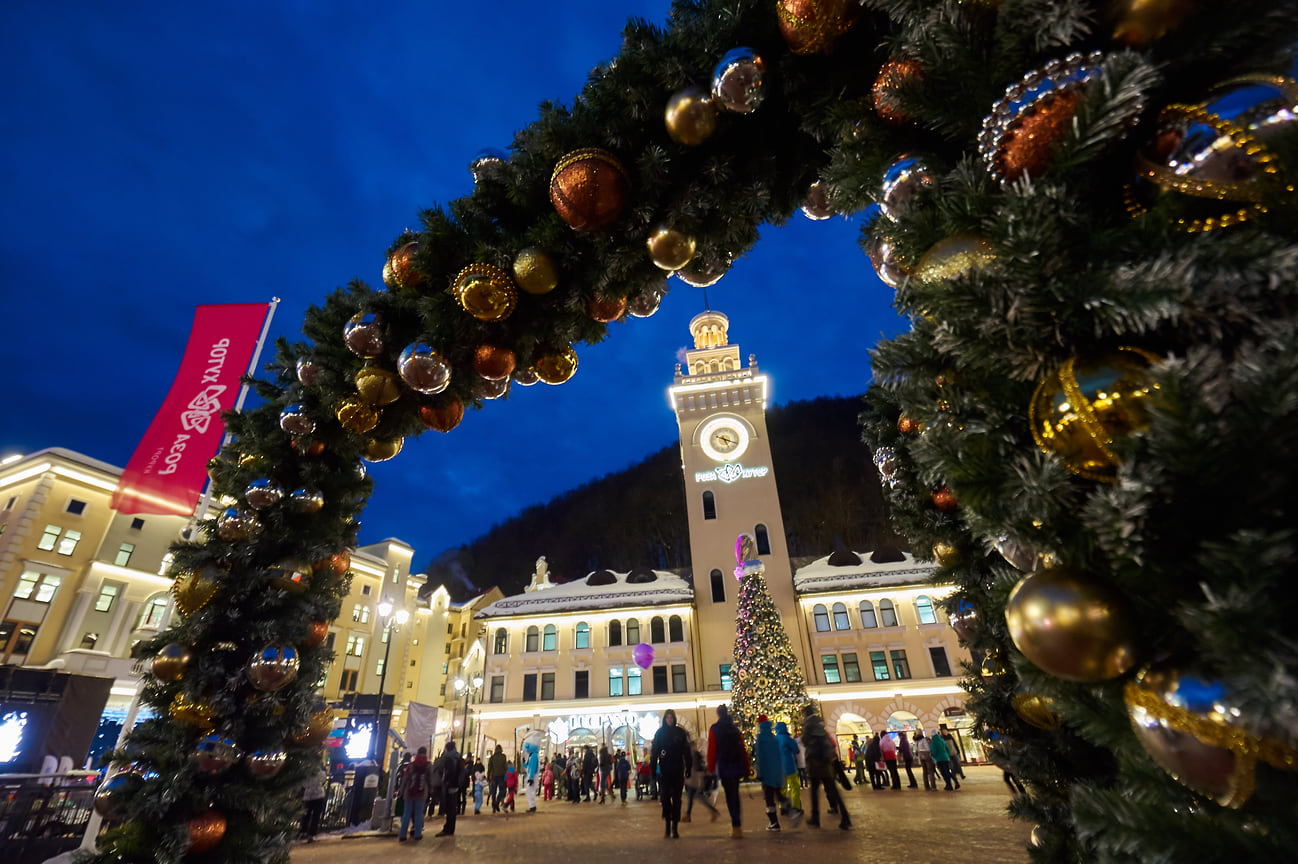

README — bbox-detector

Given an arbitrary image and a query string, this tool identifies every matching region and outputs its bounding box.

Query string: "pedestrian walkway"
[291,767,1031,864]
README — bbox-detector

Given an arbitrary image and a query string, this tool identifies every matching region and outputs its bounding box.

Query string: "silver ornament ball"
[295,357,324,388]
[246,748,288,779]
[800,181,834,220]
[343,312,386,359]
[470,147,509,184]
[192,734,243,776]
[244,479,284,510]
[397,342,452,395]
[712,47,766,114]
[880,154,937,221]
[247,644,300,692]
[279,403,315,436]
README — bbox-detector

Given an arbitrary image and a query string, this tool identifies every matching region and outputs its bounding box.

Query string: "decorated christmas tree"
[82,1,1297,862]
[727,550,811,737]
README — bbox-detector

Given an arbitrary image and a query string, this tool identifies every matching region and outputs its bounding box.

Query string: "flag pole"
[187,298,280,532]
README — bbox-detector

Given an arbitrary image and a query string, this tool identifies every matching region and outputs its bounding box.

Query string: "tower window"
[702,491,716,520]
[709,570,725,604]
[755,524,770,555]
[65,499,87,515]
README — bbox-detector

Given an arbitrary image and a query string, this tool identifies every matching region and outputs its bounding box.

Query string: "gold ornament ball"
[512,247,559,295]
[354,365,402,406]
[453,263,518,322]
[236,452,266,472]
[1005,566,1138,682]
[289,487,324,514]
[187,810,227,855]
[335,398,380,434]
[1013,693,1062,730]
[916,234,997,284]
[873,58,923,125]
[980,649,1008,678]
[170,694,216,732]
[1029,348,1158,483]
[1029,826,1044,848]
[664,87,717,146]
[535,346,579,385]
[292,708,336,747]
[172,565,221,617]
[777,0,860,55]
[646,225,696,271]
[363,437,404,463]
[550,148,631,232]
[151,643,192,683]
[932,542,961,568]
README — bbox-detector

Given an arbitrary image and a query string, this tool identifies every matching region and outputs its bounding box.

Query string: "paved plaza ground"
[291,766,1032,864]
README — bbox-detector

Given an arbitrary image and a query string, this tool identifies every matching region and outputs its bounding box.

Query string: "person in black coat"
[649,709,691,839]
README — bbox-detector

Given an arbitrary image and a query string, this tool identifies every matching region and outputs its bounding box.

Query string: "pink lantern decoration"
[632,642,655,670]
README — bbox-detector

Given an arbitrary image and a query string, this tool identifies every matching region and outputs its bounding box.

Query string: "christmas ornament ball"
[873,58,923,125]
[998,89,1082,182]
[316,549,351,577]
[187,810,227,855]
[897,416,921,434]
[305,618,329,647]
[880,154,937,221]
[587,294,628,323]
[646,225,696,271]
[512,247,559,295]
[292,707,336,747]
[1029,348,1158,482]
[397,342,452,395]
[1005,566,1138,682]
[335,398,380,434]
[980,649,1008,677]
[244,478,284,510]
[477,377,510,400]
[712,47,766,113]
[872,446,898,485]
[279,403,315,436]
[420,396,465,433]
[474,344,517,381]
[151,643,192,683]
[932,487,958,511]
[664,87,718,146]
[469,147,509,184]
[995,535,1040,572]
[535,346,579,384]
[513,366,541,387]
[247,644,300,692]
[800,181,834,220]
[216,507,260,542]
[192,734,243,776]
[355,365,402,406]
[777,0,860,55]
[950,602,979,644]
[916,234,997,284]
[868,234,909,288]
[932,542,961,568]
[387,240,424,290]
[296,356,324,388]
[1013,693,1063,730]
[343,312,386,359]
[246,748,288,779]
[93,771,144,818]
[363,438,404,462]
[289,487,325,514]
[170,694,216,732]
[627,285,665,318]
[674,256,729,288]
[453,263,518,322]
[550,148,630,232]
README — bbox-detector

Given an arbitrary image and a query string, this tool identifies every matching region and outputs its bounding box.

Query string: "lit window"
[719,663,732,691]
[668,615,684,642]
[493,628,508,654]
[33,574,62,603]
[113,543,135,567]
[575,622,590,649]
[650,617,665,643]
[842,652,862,683]
[56,529,82,556]
[627,666,642,696]
[624,619,639,645]
[79,633,99,650]
[542,624,557,651]
[755,524,770,555]
[709,570,725,603]
[346,635,365,657]
[859,601,877,628]
[879,599,899,627]
[442,662,449,674]
[37,525,60,551]
[891,650,911,680]
[870,651,890,680]
[375,658,385,677]
[609,667,623,697]
[14,570,41,600]
[65,499,87,515]
[702,491,716,520]
[821,654,841,684]
[354,605,370,624]
[94,584,119,613]
[832,602,851,630]
[526,626,539,652]
[140,595,169,628]
[812,604,830,632]
[608,620,622,646]
[916,596,937,625]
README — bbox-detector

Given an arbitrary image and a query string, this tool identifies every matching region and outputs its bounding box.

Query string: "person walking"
[898,730,919,788]
[930,729,960,791]
[597,743,613,804]
[941,728,966,780]
[650,708,691,838]
[487,744,508,812]
[682,739,718,823]
[581,745,597,801]
[864,733,883,789]
[300,764,327,842]
[504,762,518,812]
[473,765,485,814]
[433,740,461,836]
[849,735,865,784]
[774,721,803,815]
[397,746,435,842]
[457,753,470,815]
[880,732,902,790]
[914,730,936,791]
[707,704,751,839]
[799,704,851,831]
[754,715,802,831]
[614,749,631,804]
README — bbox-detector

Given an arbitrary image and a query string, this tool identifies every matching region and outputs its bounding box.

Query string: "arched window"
[915,596,937,625]
[525,625,539,652]
[755,523,771,555]
[879,599,899,627]
[139,594,169,629]
[542,624,557,651]
[608,620,622,646]
[709,569,725,603]
[625,619,640,645]
[702,491,717,520]
[668,615,684,642]
[493,628,508,654]
[832,602,851,630]
[650,616,665,643]
[859,601,878,628]
[812,604,831,632]
[575,622,590,649]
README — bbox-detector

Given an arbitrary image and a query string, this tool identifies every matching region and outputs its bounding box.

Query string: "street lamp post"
[452,673,484,753]
[371,599,409,762]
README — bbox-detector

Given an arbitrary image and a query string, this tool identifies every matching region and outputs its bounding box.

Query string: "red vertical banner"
[111,303,271,516]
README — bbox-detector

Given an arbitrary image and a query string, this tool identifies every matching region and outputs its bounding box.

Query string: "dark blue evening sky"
[0,1,904,572]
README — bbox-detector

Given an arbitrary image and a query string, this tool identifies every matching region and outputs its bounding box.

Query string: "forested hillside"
[422,396,904,598]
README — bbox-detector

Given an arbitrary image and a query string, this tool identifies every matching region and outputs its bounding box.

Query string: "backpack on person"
[407,764,428,798]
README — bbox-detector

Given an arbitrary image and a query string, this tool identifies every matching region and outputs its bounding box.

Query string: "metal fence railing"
[0,772,99,864]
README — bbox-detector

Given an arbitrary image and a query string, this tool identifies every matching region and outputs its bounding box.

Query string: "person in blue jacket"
[754,715,803,831]
[774,721,803,815]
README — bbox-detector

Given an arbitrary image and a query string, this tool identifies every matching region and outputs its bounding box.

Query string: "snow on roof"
[475,569,693,618]
[793,550,937,594]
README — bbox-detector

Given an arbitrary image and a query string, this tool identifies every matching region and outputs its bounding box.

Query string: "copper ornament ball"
[420,396,465,433]
[777,0,860,55]
[587,294,628,323]
[473,344,517,381]
[387,241,424,290]
[997,89,1082,182]
[512,247,559,295]
[897,415,921,434]
[354,365,402,406]
[305,618,329,648]
[664,87,717,146]
[873,58,923,125]
[314,549,351,577]
[187,810,227,855]
[279,403,316,436]
[549,148,630,232]
[932,487,958,511]
[296,356,324,388]
[1005,566,1138,682]
[247,644,300,692]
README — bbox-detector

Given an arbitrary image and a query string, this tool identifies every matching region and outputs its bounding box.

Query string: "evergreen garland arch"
[90,1,1298,862]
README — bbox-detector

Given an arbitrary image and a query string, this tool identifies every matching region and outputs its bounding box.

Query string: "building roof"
[475,569,693,619]
[793,548,937,594]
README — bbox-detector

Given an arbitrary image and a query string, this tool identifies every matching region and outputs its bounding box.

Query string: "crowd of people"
[302,705,987,843]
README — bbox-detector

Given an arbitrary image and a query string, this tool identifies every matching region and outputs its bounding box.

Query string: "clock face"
[699,416,750,462]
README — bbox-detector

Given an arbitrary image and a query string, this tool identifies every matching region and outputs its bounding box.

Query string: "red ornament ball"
[873,58,923,125]
[420,397,465,433]
[932,487,958,511]
[473,344,517,381]
[550,148,630,232]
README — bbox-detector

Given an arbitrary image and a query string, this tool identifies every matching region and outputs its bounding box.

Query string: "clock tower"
[669,310,803,691]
